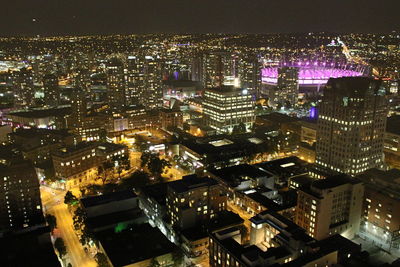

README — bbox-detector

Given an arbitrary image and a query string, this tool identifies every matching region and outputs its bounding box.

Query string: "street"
[41,186,97,267]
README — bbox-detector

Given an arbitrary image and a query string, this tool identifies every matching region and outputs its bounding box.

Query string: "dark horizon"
[1,0,399,37]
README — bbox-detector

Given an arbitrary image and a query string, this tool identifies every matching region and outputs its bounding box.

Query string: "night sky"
[1,0,400,36]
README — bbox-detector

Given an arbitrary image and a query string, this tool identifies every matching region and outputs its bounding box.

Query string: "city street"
[41,186,97,267]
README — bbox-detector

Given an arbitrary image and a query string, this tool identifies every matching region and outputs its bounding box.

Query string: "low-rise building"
[166,175,227,230]
[179,134,268,170]
[295,174,364,240]
[160,108,183,131]
[9,128,79,165]
[81,190,144,232]
[357,168,400,252]
[384,115,400,169]
[97,223,180,267]
[52,141,128,189]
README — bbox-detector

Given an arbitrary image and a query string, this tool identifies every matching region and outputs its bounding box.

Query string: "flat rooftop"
[96,223,177,267]
[168,175,218,194]
[210,164,268,185]
[386,115,400,135]
[8,106,71,118]
[81,190,137,208]
[256,156,308,177]
[311,174,361,190]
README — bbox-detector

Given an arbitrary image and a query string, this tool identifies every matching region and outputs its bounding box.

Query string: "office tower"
[107,58,126,113]
[0,160,44,233]
[12,68,35,107]
[43,74,59,106]
[203,85,255,134]
[315,77,388,176]
[295,174,364,240]
[126,56,145,106]
[166,175,227,230]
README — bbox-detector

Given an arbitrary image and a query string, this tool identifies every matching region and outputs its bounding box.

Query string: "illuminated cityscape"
[0,1,400,267]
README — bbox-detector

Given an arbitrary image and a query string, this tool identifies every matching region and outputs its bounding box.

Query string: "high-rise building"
[203,86,255,134]
[107,58,126,112]
[237,56,259,93]
[126,56,145,106]
[12,68,35,107]
[295,174,364,240]
[197,52,235,88]
[69,87,87,133]
[43,74,59,106]
[166,175,227,230]
[269,67,299,108]
[68,71,104,142]
[315,77,388,176]
[0,160,44,233]
[143,55,162,108]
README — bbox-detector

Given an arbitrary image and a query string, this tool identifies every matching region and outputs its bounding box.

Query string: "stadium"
[261,61,368,90]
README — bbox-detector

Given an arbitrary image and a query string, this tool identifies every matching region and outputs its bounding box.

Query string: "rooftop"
[81,190,137,208]
[11,128,73,138]
[96,223,177,267]
[325,77,385,97]
[256,156,308,177]
[52,141,97,156]
[386,115,400,135]
[168,175,218,194]
[311,174,361,190]
[209,164,268,186]
[8,106,71,118]
[141,182,168,205]
[257,112,300,124]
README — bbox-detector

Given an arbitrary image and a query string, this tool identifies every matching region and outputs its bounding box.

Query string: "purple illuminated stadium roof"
[261,62,366,86]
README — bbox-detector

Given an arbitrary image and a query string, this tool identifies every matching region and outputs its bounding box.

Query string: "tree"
[171,249,184,266]
[64,191,78,206]
[54,238,67,258]
[231,122,247,135]
[140,152,152,168]
[97,161,114,184]
[147,157,171,180]
[80,225,95,247]
[134,134,149,152]
[45,214,57,233]
[95,252,111,267]
[73,207,87,228]
[149,258,161,267]
[119,171,150,190]
[43,165,57,183]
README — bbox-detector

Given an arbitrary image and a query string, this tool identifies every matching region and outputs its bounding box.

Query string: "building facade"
[295,174,364,240]
[203,86,255,134]
[166,175,227,230]
[315,77,388,176]
[0,161,44,233]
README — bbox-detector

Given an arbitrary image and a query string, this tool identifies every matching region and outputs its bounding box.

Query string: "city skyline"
[0,3,399,265]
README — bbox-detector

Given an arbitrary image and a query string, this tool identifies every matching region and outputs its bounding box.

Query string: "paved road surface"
[41,186,97,267]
